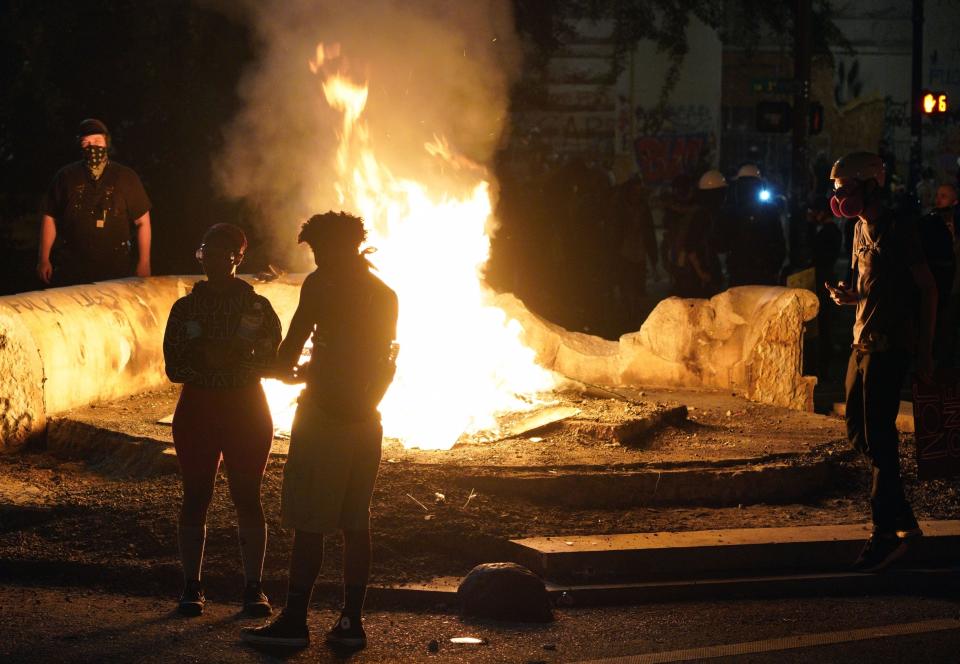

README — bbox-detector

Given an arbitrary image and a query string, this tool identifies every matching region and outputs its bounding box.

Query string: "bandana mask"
[81,144,108,177]
[830,184,866,219]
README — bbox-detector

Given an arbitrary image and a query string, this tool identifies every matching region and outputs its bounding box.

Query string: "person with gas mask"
[919,183,958,367]
[825,151,938,573]
[37,118,152,286]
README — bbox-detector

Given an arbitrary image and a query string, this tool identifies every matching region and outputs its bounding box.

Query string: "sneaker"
[242,581,272,618]
[177,580,205,617]
[240,612,309,648]
[852,533,911,573]
[325,614,366,649]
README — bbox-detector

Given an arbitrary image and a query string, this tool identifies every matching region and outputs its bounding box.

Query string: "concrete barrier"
[495,286,819,412]
[0,275,304,451]
[0,279,817,452]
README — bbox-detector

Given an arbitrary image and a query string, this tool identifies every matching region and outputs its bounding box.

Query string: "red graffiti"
[634,135,706,184]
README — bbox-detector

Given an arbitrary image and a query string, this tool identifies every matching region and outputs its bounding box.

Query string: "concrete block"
[495,287,819,413]
[511,520,960,583]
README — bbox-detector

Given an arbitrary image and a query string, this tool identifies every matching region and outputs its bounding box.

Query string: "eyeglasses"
[195,244,243,264]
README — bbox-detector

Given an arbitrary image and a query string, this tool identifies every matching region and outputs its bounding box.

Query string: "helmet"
[698,170,727,190]
[830,152,885,187]
[736,163,761,179]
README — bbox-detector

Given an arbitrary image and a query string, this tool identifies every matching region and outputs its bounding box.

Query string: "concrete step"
[511,521,960,583]
[832,400,915,433]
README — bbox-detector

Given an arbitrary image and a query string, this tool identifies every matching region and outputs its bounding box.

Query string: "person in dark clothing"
[721,175,786,286]
[920,183,959,367]
[661,174,698,290]
[163,223,282,617]
[671,170,726,299]
[38,118,152,286]
[808,197,843,378]
[614,174,658,326]
[242,211,398,651]
[826,152,937,573]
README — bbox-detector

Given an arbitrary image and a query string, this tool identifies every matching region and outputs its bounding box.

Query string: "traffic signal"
[922,91,948,115]
[808,102,824,135]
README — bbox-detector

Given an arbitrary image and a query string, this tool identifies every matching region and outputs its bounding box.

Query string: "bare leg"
[225,470,267,584]
[341,528,371,621]
[178,461,218,583]
[284,529,324,622]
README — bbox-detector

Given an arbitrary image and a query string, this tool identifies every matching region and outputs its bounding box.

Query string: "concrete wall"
[496,286,819,412]
[0,275,303,451]
[0,277,817,452]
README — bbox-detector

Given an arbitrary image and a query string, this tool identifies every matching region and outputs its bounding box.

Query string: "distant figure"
[38,118,152,286]
[720,170,786,286]
[920,183,959,366]
[614,174,657,326]
[672,170,725,298]
[163,223,282,617]
[243,212,398,651]
[826,152,937,573]
[661,173,698,291]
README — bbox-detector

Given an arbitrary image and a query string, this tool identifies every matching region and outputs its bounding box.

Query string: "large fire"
[261,43,556,450]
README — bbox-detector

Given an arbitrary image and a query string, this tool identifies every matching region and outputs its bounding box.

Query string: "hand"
[37,259,53,284]
[135,260,151,278]
[916,351,935,384]
[264,362,304,385]
[825,281,858,305]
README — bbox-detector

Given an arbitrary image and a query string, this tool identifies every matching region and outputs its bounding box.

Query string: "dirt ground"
[2,399,959,598]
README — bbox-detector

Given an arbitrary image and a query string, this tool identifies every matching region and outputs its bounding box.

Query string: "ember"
[261,44,557,450]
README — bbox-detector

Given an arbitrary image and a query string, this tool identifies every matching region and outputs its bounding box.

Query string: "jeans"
[844,348,918,534]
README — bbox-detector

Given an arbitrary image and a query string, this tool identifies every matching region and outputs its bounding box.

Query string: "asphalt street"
[2,583,958,663]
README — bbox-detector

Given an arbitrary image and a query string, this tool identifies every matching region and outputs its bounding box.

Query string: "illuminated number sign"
[922,91,949,115]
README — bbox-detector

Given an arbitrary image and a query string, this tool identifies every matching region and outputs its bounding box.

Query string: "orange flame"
[264,43,556,450]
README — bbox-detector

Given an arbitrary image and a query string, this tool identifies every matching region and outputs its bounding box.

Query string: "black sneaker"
[240,612,309,648]
[852,533,910,573]
[242,581,272,618]
[177,580,205,617]
[325,614,366,649]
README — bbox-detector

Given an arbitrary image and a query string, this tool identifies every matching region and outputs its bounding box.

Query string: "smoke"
[214,0,522,268]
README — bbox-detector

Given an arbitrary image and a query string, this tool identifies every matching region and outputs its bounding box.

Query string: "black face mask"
[81,144,108,168]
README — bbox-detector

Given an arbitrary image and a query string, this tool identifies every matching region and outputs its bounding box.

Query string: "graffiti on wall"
[629,103,716,184]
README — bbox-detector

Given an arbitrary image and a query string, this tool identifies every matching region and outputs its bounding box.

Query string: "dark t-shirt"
[852,211,926,350]
[41,161,151,257]
[299,265,399,420]
[918,212,956,310]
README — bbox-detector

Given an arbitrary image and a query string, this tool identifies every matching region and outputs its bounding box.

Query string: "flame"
[263,43,556,450]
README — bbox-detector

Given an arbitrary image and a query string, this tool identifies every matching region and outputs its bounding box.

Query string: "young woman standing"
[163,223,282,616]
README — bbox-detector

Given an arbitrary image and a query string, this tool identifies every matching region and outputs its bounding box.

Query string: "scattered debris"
[427,639,439,652]
[434,492,446,504]
[450,637,486,645]
[462,488,477,509]
[405,493,429,512]
[424,514,435,521]
[543,643,557,651]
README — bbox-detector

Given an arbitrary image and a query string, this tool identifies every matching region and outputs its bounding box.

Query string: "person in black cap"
[37,118,152,286]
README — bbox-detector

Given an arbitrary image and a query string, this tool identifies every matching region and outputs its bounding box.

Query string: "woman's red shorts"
[172,382,274,483]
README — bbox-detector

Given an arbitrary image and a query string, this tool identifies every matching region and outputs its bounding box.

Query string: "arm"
[37,215,57,283]
[163,301,201,383]
[244,300,284,377]
[912,262,938,380]
[134,212,151,277]
[275,279,318,377]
